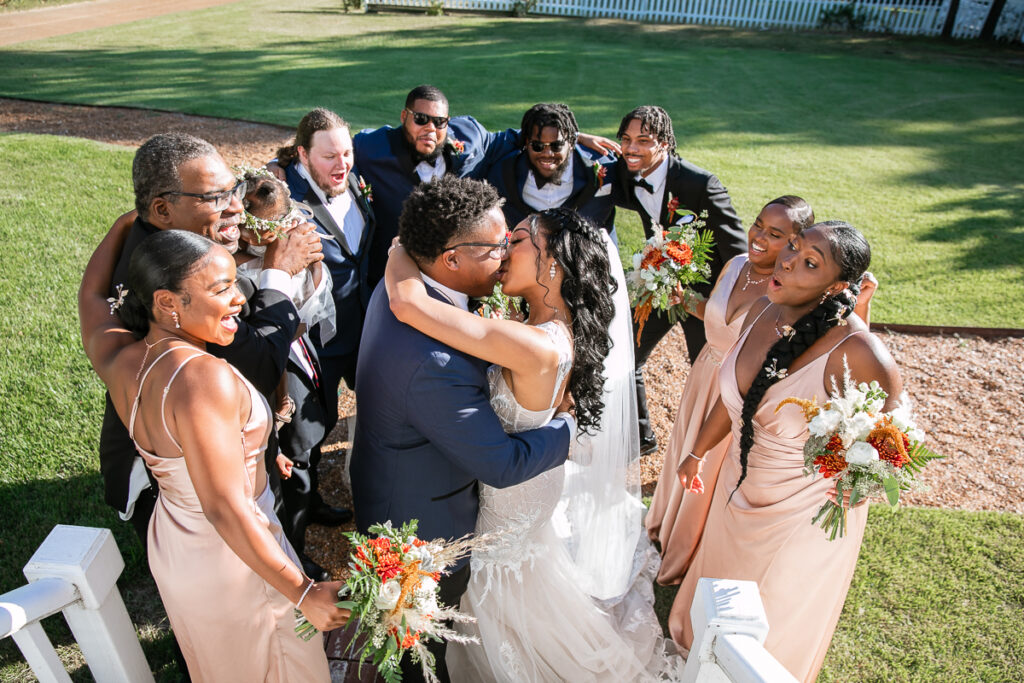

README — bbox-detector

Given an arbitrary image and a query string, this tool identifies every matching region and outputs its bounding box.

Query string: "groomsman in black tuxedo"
[98,133,322,548]
[614,106,747,454]
[274,108,375,578]
[485,102,618,236]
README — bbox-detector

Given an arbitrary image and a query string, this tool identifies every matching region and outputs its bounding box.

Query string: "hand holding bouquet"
[777,358,942,540]
[626,209,715,345]
[295,520,482,683]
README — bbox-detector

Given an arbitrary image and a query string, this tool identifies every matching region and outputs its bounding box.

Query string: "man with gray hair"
[95,132,325,548]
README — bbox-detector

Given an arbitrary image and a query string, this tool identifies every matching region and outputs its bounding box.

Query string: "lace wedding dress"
[446,321,683,682]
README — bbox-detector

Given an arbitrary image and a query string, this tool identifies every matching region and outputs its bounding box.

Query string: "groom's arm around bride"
[350,177,572,553]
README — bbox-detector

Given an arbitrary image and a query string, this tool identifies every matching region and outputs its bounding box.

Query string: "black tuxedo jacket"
[486,145,617,231]
[98,218,300,514]
[277,334,328,462]
[284,163,375,368]
[615,155,747,300]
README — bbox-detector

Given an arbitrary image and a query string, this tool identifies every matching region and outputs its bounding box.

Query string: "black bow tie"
[632,177,654,193]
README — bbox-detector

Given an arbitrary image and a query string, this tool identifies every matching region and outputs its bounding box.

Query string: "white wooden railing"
[683,578,798,683]
[0,525,153,683]
[367,0,1024,42]
[1,526,797,682]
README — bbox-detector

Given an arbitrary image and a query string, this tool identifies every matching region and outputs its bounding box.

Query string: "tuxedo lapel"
[567,150,599,211]
[503,155,534,218]
[387,127,420,182]
[304,189,354,259]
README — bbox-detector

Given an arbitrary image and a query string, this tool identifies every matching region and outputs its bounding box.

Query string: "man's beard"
[530,154,572,185]
[310,164,348,199]
[411,143,444,165]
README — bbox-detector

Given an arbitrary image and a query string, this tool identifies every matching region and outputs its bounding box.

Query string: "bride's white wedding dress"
[446,321,683,682]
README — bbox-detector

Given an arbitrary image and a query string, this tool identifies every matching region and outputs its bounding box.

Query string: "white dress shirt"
[421,272,469,311]
[522,156,575,211]
[633,156,669,226]
[297,162,365,253]
[415,155,447,184]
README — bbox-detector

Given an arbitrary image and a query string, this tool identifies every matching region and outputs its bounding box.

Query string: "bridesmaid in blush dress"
[670,222,901,682]
[646,196,815,585]
[79,227,349,682]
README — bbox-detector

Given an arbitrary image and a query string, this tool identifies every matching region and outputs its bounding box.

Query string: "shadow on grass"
[0,474,184,681]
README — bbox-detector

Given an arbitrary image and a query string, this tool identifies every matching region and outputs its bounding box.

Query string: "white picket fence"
[368,0,1024,41]
[2,525,797,682]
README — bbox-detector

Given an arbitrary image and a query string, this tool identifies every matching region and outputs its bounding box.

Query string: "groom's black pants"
[399,563,471,683]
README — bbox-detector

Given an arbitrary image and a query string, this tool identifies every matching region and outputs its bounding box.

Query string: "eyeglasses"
[406,109,450,129]
[528,139,570,154]
[160,179,246,212]
[445,232,510,259]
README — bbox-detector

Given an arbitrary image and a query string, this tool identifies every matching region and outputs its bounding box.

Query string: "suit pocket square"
[594,184,612,197]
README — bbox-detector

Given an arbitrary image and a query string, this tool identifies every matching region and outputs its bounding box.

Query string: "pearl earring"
[172,311,180,329]
[549,262,557,280]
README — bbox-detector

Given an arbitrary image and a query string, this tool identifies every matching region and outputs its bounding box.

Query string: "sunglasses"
[406,109,450,129]
[528,139,571,154]
[445,232,510,260]
[160,179,246,212]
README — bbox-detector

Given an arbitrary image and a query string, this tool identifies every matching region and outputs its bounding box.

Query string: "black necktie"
[633,177,654,194]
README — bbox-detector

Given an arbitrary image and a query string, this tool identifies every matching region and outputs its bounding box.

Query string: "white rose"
[808,409,842,437]
[846,441,879,466]
[416,576,438,598]
[847,412,876,441]
[374,580,401,611]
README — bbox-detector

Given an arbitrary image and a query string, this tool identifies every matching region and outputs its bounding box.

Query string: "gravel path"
[4,97,1020,577]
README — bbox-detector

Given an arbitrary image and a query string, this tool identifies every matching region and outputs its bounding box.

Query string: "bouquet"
[473,282,522,320]
[294,520,480,683]
[626,210,715,345]
[777,358,942,540]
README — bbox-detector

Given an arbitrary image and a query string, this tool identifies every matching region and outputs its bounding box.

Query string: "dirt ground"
[4,97,1021,578]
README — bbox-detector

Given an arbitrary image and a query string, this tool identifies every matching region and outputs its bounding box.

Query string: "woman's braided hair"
[731,221,871,496]
[527,208,617,433]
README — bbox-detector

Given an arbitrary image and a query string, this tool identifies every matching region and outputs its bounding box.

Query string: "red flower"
[593,164,607,185]
[665,241,693,266]
[666,194,680,216]
[389,626,420,649]
[639,249,666,271]
[867,418,911,468]
[449,138,465,154]
[814,434,848,477]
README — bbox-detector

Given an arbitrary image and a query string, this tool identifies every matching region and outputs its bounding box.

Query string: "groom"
[351,175,574,683]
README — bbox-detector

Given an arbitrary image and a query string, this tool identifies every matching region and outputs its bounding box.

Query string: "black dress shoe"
[309,503,353,527]
[639,435,658,456]
[301,554,331,582]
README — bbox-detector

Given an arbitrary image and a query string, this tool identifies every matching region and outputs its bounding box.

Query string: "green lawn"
[0,2,1022,325]
[1,130,1023,680]
[0,0,84,11]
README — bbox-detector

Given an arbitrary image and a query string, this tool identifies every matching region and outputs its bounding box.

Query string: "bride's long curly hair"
[525,208,617,433]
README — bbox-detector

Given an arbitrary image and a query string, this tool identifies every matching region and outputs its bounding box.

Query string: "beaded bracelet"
[676,451,706,473]
[295,578,315,608]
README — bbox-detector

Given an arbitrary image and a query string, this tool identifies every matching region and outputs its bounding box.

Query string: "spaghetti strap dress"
[668,321,870,682]
[129,348,330,683]
[646,254,749,584]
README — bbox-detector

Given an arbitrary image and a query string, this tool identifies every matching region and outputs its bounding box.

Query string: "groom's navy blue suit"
[351,284,571,572]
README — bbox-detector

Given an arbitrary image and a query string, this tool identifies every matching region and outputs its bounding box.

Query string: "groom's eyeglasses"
[160,179,247,212]
[445,232,510,260]
[406,109,450,129]
[528,139,570,153]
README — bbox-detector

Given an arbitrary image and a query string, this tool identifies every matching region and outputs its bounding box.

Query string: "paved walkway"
[0,0,245,47]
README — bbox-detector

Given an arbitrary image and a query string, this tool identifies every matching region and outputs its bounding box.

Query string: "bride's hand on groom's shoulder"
[299,581,350,632]
[556,390,575,416]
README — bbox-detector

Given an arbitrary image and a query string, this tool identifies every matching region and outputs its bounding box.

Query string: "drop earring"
[172,311,180,329]
[549,262,557,280]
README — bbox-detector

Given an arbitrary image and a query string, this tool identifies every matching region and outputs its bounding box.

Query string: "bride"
[385,207,681,682]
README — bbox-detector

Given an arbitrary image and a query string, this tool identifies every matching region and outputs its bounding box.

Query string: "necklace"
[135,335,180,380]
[741,264,771,292]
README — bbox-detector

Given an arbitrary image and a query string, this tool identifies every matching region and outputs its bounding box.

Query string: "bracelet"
[295,578,315,608]
[676,452,705,473]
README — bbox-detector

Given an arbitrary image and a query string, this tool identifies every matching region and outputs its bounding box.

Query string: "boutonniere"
[357,175,373,203]
[447,136,466,155]
[666,192,681,218]
[592,163,607,186]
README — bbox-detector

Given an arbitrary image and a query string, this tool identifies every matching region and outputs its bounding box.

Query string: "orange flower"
[390,626,420,649]
[814,434,848,477]
[665,241,693,266]
[639,248,666,271]
[867,417,911,468]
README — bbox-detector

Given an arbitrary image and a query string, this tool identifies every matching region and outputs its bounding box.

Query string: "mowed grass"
[2,133,1024,679]
[0,2,1022,325]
